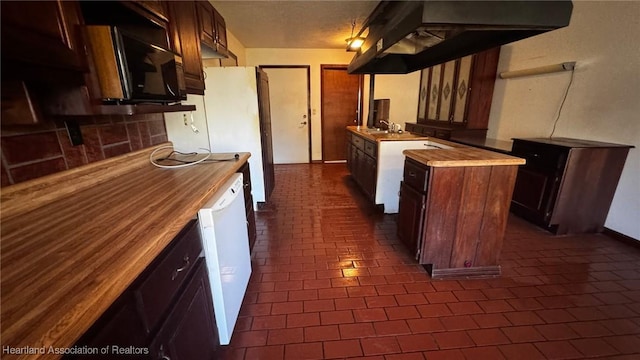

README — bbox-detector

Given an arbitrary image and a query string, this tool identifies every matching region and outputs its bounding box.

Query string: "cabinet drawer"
[403,159,429,193]
[405,123,417,133]
[434,130,451,140]
[421,127,436,137]
[364,140,377,158]
[512,140,568,171]
[135,220,203,333]
[352,134,365,150]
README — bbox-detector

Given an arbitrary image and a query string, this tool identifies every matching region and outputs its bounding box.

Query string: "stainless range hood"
[348,1,573,74]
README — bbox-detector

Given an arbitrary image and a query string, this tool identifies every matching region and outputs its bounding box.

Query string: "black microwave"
[85,26,186,103]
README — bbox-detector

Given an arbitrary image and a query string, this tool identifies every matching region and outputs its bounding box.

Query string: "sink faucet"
[380,120,398,133]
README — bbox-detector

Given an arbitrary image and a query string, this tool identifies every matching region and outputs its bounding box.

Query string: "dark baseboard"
[311,160,323,164]
[603,227,640,249]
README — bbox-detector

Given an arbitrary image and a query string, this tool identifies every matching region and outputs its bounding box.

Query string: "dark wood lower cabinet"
[511,138,633,234]
[397,157,519,278]
[346,133,377,202]
[238,162,257,253]
[150,259,219,360]
[65,220,219,359]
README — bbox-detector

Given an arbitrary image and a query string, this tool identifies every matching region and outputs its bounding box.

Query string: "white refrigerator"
[164,66,274,208]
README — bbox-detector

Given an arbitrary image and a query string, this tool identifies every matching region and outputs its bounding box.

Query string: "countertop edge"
[0,147,251,359]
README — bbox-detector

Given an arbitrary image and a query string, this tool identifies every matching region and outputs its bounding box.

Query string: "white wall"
[488,1,640,239]
[370,73,420,131]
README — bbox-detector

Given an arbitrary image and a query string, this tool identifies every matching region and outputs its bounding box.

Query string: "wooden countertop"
[347,126,432,142]
[450,136,514,154]
[404,147,526,167]
[0,143,250,360]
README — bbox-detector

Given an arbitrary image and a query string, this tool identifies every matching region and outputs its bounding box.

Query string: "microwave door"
[112,27,133,100]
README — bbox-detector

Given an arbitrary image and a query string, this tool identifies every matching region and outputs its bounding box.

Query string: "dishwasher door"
[198,173,251,345]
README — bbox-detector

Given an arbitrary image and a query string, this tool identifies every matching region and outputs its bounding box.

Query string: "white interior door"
[262,67,309,164]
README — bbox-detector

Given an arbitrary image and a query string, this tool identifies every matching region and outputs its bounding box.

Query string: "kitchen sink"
[364,128,389,134]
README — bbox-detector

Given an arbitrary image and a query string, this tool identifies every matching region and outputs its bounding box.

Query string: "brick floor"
[219,163,640,359]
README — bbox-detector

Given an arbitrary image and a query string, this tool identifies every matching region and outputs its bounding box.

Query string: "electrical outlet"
[64,120,83,146]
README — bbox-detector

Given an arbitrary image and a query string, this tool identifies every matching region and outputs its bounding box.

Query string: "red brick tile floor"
[219,164,640,359]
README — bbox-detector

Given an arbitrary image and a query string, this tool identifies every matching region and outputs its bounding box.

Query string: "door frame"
[320,64,364,162]
[259,65,312,163]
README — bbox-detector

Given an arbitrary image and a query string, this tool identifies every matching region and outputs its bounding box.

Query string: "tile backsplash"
[1,113,167,186]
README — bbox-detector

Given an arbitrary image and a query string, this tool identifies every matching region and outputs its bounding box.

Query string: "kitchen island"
[347,126,442,213]
[399,146,525,278]
[0,144,250,359]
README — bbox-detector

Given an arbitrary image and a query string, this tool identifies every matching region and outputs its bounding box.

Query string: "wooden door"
[321,65,363,162]
[256,69,275,202]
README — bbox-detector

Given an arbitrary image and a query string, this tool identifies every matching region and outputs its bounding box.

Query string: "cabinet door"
[452,55,473,123]
[134,0,168,21]
[213,8,228,49]
[197,1,215,48]
[397,182,425,259]
[346,140,353,172]
[1,0,86,71]
[427,65,441,120]
[363,154,377,200]
[168,1,205,94]
[65,294,148,360]
[257,70,275,203]
[416,69,430,123]
[437,60,456,121]
[150,259,219,360]
[511,166,558,224]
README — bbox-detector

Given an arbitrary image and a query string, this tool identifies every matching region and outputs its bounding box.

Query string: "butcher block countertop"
[0,143,250,359]
[347,125,432,142]
[404,146,526,167]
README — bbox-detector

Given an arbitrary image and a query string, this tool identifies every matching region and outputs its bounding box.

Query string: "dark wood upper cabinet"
[196,1,229,59]
[130,0,169,22]
[197,1,216,49]
[213,8,228,50]
[167,1,205,95]
[0,0,87,72]
[407,47,500,140]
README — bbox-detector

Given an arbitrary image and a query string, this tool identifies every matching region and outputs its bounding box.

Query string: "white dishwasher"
[198,173,251,345]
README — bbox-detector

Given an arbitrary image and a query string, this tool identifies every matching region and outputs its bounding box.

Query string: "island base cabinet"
[397,181,425,259]
[346,133,377,202]
[150,259,219,360]
[399,158,519,279]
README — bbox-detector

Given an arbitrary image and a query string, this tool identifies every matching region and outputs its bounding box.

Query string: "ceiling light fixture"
[346,19,365,52]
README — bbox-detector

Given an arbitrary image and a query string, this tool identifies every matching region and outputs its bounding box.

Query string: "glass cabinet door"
[427,64,441,120]
[437,60,456,121]
[416,69,430,122]
[452,55,473,123]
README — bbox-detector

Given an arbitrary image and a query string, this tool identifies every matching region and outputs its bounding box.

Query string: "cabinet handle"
[408,171,416,177]
[171,255,190,280]
[244,183,250,188]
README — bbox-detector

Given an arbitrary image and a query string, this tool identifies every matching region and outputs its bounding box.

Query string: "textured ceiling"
[210,1,379,49]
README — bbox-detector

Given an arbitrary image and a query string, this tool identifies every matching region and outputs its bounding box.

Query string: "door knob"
[300,121,307,125]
